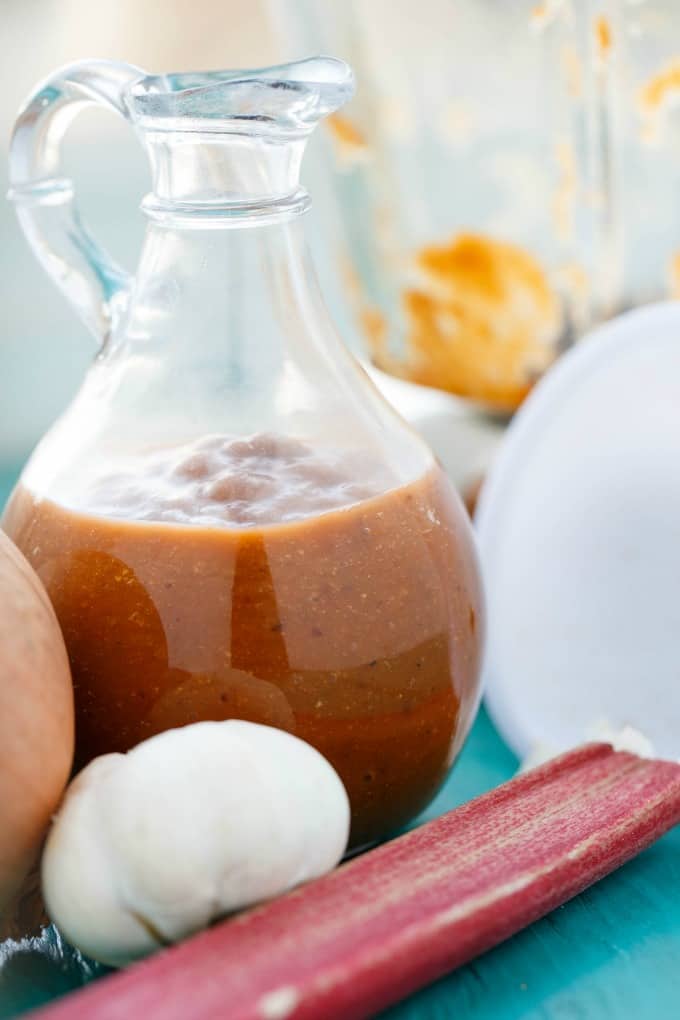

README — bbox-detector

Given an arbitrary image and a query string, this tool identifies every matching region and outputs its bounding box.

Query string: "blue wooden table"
[1,463,679,1019]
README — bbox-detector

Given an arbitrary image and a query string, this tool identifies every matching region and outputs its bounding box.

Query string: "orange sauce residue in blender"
[640,59,680,112]
[594,15,613,64]
[561,45,583,99]
[366,233,560,414]
[553,141,577,243]
[668,252,680,299]
[639,59,680,144]
[326,113,370,168]
[529,2,562,32]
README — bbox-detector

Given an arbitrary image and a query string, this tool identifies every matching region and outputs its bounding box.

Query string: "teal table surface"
[0,468,18,514]
[1,461,679,1019]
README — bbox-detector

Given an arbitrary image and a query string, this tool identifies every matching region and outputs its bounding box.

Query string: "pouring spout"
[125,57,355,136]
[125,57,354,213]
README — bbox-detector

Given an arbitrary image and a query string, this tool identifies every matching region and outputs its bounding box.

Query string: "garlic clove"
[42,754,164,966]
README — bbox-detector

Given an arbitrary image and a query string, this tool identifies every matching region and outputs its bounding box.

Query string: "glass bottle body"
[4,58,483,847]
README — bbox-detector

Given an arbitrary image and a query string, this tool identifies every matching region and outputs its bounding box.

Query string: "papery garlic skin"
[42,721,350,967]
[519,722,658,775]
[585,720,655,759]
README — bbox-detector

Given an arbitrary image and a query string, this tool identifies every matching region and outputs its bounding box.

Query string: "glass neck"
[113,210,373,449]
[142,131,310,218]
[125,211,321,370]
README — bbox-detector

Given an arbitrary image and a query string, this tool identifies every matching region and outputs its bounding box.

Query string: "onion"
[0,530,74,914]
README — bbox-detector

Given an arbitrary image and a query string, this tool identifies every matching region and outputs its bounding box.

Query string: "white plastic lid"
[476,302,680,760]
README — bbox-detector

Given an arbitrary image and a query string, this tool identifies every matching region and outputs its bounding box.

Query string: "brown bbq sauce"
[3,434,482,848]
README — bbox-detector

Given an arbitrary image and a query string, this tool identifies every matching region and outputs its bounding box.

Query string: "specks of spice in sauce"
[4,437,482,848]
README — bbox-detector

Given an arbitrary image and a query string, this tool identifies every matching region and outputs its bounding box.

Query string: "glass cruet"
[3,57,483,848]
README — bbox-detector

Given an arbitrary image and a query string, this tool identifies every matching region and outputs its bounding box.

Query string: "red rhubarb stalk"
[34,744,680,1020]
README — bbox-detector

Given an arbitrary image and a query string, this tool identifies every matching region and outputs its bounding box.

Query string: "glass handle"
[8,60,145,345]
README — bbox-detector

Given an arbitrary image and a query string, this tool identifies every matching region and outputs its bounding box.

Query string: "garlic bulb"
[42,720,350,966]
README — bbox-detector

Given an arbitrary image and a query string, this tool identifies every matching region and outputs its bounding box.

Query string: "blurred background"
[4,0,680,500]
[1,0,277,473]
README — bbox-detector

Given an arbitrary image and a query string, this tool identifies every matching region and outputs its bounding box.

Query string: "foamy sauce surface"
[81,433,393,527]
